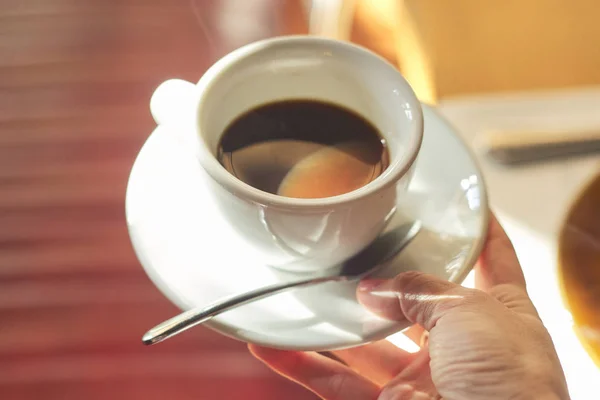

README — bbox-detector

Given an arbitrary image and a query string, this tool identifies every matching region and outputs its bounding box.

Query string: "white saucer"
[126,104,489,351]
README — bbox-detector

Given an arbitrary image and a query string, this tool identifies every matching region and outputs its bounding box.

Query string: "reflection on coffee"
[217,100,389,199]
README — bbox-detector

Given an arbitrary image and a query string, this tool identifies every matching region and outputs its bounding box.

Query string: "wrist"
[537,393,565,400]
[522,388,569,400]
[521,354,570,400]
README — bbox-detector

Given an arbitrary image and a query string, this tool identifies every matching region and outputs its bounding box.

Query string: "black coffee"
[217,100,389,199]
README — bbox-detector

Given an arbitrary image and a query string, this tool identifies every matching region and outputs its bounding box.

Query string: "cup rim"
[193,35,424,209]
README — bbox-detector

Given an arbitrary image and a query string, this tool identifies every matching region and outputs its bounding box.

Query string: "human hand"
[249,213,570,399]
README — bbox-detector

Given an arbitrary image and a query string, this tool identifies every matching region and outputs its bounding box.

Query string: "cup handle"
[150,79,197,127]
[150,79,199,151]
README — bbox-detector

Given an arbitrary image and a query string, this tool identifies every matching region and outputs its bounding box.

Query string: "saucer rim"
[126,103,490,351]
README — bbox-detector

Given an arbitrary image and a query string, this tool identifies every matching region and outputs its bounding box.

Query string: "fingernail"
[357,279,387,292]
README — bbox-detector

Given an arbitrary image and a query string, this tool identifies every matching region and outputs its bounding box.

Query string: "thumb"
[357,271,486,331]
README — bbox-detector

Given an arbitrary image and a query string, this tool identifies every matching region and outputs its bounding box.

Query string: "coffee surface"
[217,100,389,199]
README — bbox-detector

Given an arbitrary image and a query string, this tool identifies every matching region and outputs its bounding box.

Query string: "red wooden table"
[0,0,315,398]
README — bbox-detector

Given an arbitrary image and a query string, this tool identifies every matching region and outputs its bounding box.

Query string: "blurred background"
[1,0,599,399]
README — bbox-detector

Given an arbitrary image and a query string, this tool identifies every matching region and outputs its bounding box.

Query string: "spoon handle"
[142,275,339,345]
[143,221,421,346]
[480,129,600,165]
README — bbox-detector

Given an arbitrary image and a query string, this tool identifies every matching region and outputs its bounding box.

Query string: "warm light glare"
[387,331,420,353]
[368,290,465,302]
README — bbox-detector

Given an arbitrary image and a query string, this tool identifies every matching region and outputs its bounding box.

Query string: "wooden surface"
[393,0,600,102]
[0,1,316,399]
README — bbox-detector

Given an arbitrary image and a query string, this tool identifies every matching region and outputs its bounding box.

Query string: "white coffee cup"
[149,36,423,273]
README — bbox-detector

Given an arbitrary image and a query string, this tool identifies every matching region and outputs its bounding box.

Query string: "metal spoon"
[142,220,421,345]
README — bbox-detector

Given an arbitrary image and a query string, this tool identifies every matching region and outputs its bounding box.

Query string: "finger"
[357,271,483,331]
[378,350,440,400]
[332,325,425,385]
[403,324,427,347]
[475,212,527,292]
[332,340,419,386]
[248,345,380,400]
